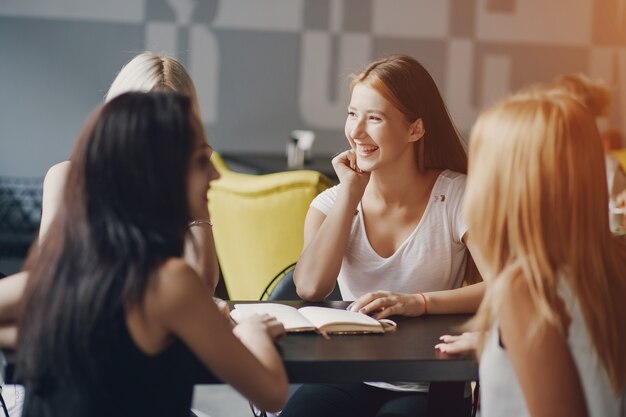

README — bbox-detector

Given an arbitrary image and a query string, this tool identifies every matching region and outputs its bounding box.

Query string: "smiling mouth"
[356,144,379,156]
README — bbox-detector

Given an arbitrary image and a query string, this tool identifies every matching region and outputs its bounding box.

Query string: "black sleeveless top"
[23,309,203,417]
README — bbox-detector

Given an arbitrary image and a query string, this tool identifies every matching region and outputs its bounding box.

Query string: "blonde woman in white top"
[464,89,626,417]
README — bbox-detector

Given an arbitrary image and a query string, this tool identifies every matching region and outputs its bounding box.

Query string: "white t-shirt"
[310,170,470,393]
[310,170,469,301]
[480,279,626,417]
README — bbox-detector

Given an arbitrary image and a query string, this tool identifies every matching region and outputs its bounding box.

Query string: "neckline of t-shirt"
[357,169,450,261]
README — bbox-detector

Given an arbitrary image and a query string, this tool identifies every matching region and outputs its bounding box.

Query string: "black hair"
[17,92,196,389]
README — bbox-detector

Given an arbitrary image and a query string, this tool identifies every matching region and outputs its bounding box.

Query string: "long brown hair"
[351,54,468,174]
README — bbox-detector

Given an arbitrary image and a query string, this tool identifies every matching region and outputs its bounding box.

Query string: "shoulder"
[431,170,466,204]
[315,184,340,200]
[490,265,538,346]
[44,161,71,183]
[43,161,71,194]
[491,265,531,314]
[151,258,206,312]
[310,184,340,213]
[439,170,467,191]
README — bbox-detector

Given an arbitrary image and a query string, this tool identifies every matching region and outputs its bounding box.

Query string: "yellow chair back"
[209,153,332,300]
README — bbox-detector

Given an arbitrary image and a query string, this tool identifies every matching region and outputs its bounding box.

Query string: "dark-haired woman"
[284,55,484,417]
[16,92,288,417]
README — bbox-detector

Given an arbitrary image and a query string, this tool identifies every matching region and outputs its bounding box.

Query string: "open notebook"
[230,303,397,336]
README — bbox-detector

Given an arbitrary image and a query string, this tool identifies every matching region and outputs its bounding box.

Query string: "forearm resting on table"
[425,281,485,314]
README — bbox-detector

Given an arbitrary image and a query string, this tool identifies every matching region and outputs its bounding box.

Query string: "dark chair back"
[265,265,342,301]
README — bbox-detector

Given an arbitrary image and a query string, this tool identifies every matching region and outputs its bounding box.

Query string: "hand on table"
[435,332,479,355]
[347,291,426,320]
[233,314,286,342]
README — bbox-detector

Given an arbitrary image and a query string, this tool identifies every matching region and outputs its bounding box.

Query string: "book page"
[231,303,316,332]
[297,306,383,333]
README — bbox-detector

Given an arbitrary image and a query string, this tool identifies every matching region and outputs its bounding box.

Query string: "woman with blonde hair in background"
[463,88,626,416]
[40,52,218,289]
[1,52,222,327]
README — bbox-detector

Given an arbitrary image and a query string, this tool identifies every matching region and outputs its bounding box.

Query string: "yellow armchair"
[208,153,332,300]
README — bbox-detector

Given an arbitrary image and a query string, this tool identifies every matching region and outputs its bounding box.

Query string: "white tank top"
[480,279,626,417]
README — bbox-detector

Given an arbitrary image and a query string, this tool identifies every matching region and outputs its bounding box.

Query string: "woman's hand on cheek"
[346,291,423,319]
[332,149,370,195]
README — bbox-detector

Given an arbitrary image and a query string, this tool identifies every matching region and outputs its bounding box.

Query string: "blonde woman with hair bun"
[105,52,201,116]
[464,90,626,417]
[548,73,626,201]
[39,52,219,292]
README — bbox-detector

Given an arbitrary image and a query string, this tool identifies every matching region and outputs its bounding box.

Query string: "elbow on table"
[296,288,325,302]
[293,269,335,301]
[295,282,330,301]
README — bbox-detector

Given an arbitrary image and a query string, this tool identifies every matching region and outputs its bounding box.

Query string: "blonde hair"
[350,54,468,174]
[550,73,611,117]
[466,89,626,392]
[105,52,200,116]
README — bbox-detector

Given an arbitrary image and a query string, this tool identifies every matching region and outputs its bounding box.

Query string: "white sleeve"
[309,185,340,215]
[446,174,468,244]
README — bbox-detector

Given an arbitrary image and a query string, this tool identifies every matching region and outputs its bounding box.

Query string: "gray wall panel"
[0,0,625,177]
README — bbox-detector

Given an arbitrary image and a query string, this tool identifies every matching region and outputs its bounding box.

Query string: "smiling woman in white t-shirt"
[281,54,485,417]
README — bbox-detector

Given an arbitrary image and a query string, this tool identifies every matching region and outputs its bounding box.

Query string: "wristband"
[416,292,428,316]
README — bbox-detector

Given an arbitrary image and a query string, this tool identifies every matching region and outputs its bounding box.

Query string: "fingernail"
[346,304,354,311]
[359,308,366,314]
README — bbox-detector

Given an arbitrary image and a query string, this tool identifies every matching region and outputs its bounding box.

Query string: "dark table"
[1,302,477,385]
[274,301,476,383]
[221,152,337,181]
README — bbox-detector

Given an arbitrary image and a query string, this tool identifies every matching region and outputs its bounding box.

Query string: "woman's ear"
[409,118,425,142]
